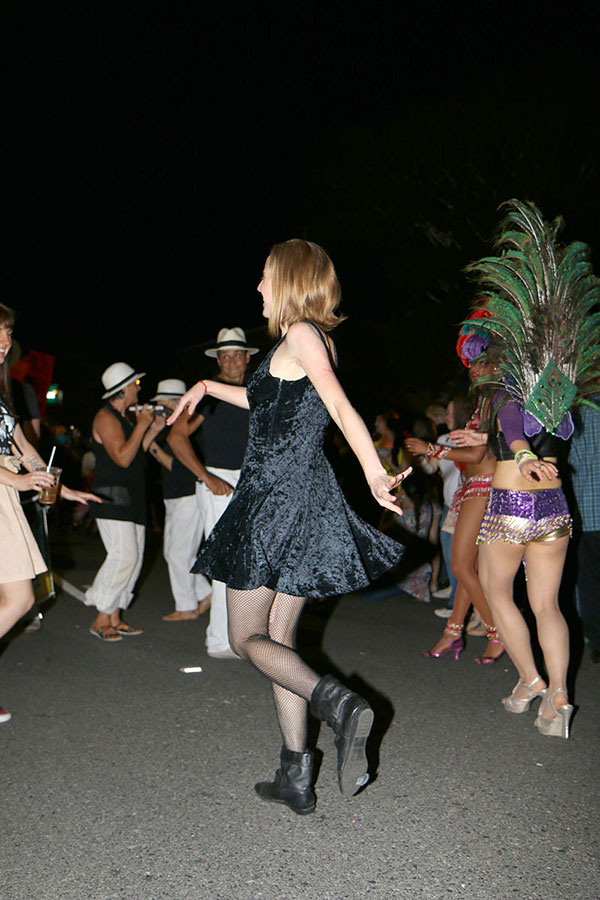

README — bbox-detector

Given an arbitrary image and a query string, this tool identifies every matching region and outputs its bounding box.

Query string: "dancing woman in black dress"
[169,240,409,813]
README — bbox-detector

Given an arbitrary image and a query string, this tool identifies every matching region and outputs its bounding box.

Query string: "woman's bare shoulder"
[286,321,333,356]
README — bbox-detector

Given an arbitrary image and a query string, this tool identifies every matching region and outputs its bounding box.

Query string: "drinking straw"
[46,446,56,471]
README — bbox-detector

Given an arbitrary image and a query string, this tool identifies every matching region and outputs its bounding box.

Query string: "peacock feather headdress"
[464,199,600,436]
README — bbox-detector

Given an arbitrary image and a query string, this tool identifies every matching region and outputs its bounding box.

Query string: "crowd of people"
[1,206,599,812]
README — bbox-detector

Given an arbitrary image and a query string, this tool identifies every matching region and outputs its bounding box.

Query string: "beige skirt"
[0,455,47,584]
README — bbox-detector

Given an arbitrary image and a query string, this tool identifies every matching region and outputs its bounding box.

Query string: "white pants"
[163,494,211,611]
[85,519,146,615]
[196,466,240,653]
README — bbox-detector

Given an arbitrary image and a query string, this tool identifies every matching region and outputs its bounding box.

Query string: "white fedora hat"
[101,362,146,399]
[204,327,259,358]
[150,378,187,401]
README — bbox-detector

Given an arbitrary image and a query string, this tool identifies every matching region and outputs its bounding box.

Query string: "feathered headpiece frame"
[463,199,600,436]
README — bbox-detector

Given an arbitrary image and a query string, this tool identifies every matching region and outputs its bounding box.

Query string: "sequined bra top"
[0,398,16,454]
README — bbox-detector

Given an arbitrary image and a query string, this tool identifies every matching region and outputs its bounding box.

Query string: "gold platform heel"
[534,687,574,739]
[502,675,546,714]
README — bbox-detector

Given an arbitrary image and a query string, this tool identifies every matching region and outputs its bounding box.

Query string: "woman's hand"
[404,437,429,455]
[369,467,413,514]
[167,381,207,425]
[60,485,103,504]
[17,471,54,493]
[518,459,559,483]
[449,429,488,447]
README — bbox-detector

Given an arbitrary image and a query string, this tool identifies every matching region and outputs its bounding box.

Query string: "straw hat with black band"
[204,327,259,358]
[101,362,146,399]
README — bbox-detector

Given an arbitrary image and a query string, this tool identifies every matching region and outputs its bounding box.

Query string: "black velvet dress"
[192,332,404,598]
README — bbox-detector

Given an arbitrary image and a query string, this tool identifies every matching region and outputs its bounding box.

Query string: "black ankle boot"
[254,746,316,815]
[310,674,374,795]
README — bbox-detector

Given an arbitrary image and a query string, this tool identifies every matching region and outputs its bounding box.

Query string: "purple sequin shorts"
[477,487,572,545]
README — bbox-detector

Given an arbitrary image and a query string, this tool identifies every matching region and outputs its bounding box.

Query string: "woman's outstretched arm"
[167,380,248,424]
[404,435,487,464]
[285,322,411,513]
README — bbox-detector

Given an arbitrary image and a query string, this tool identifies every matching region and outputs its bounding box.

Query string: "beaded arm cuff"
[426,443,452,460]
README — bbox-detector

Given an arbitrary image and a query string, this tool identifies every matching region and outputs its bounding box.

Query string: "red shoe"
[0,705,12,723]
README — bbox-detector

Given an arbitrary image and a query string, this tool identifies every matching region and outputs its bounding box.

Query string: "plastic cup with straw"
[39,446,62,505]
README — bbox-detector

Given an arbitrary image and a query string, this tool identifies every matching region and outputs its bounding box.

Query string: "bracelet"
[515,449,538,469]
[199,380,209,395]
[426,442,452,460]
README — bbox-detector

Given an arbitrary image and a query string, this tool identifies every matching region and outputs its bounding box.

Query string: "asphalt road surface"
[1,528,598,900]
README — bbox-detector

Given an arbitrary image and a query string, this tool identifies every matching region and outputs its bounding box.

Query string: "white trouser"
[163,494,211,611]
[84,519,146,615]
[196,466,240,653]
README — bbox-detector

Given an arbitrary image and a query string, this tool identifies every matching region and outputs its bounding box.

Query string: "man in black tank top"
[168,328,256,657]
[85,363,166,642]
[144,379,212,622]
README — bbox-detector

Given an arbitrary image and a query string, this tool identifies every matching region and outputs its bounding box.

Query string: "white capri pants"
[85,519,145,615]
[196,466,240,653]
[163,493,211,611]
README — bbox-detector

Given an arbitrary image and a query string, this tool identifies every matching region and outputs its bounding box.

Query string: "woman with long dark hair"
[0,303,100,723]
[168,240,411,814]
[406,360,502,663]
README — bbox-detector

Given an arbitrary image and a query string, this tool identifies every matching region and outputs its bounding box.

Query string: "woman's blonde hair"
[266,239,345,337]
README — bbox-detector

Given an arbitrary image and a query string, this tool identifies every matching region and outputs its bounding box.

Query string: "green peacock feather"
[464,199,600,434]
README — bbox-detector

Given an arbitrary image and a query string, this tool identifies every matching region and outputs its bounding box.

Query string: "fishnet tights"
[227,586,320,752]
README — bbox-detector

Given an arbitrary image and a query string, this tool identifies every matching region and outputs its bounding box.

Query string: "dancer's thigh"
[451,496,488,574]
[478,541,524,606]
[523,537,569,616]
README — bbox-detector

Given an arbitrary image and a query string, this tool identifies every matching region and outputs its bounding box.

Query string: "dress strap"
[303,321,338,368]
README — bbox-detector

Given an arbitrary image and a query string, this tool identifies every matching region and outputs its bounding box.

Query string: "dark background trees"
[6,3,599,427]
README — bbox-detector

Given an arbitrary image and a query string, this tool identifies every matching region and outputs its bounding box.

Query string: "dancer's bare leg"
[523,537,570,715]
[479,541,549,704]
[452,495,502,658]
[0,580,35,638]
[425,496,497,656]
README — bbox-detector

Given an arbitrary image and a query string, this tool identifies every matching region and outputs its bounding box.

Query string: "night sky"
[6,3,600,425]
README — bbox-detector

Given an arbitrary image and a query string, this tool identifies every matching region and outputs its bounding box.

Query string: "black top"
[11,381,40,422]
[162,446,197,499]
[91,405,146,525]
[492,429,563,461]
[0,398,16,454]
[200,377,249,470]
[192,327,404,597]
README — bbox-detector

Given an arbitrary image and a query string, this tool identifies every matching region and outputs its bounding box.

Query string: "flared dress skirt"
[192,337,404,598]
[0,456,47,583]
